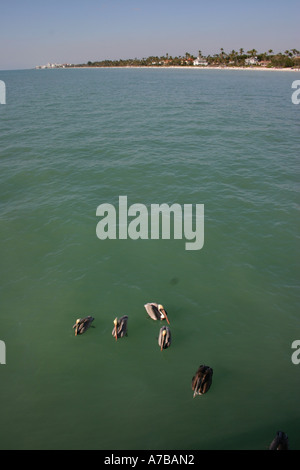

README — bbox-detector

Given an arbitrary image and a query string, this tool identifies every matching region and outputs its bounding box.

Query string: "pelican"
[158,326,171,351]
[269,431,289,450]
[73,316,94,336]
[144,303,170,324]
[112,315,128,341]
[191,365,213,397]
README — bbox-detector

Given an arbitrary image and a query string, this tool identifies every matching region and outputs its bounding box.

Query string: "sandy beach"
[68,65,300,72]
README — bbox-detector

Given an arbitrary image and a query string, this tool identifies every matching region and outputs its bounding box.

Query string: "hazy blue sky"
[1,0,299,69]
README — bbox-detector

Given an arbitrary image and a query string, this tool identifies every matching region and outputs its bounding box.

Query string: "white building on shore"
[245,56,259,66]
[193,56,208,66]
[35,63,72,69]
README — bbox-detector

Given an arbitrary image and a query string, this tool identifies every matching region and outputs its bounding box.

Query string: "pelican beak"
[161,329,166,351]
[162,309,170,325]
[193,377,202,398]
[114,318,118,341]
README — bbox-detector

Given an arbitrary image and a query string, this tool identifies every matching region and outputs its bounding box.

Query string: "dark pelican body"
[158,326,171,351]
[269,431,289,450]
[73,316,94,336]
[191,365,213,397]
[112,315,128,340]
[144,303,170,324]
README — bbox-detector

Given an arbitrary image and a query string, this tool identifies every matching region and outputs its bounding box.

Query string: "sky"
[0,0,299,70]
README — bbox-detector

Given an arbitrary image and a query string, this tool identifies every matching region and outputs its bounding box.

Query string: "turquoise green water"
[0,68,299,450]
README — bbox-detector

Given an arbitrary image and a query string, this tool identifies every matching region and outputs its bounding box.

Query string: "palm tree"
[291,49,300,56]
[219,48,226,64]
[229,50,238,64]
[212,53,219,64]
[260,52,268,61]
[247,49,257,57]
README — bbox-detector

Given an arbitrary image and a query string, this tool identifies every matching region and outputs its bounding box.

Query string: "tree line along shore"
[36,48,300,69]
[83,48,300,68]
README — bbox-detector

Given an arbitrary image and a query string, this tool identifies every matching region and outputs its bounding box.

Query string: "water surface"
[0,68,299,449]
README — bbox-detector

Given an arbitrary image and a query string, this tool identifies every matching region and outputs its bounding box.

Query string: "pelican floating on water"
[191,365,213,397]
[158,326,171,351]
[269,431,289,450]
[112,315,128,341]
[73,316,94,336]
[144,303,170,324]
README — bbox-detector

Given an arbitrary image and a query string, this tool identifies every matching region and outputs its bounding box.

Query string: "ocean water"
[0,67,299,450]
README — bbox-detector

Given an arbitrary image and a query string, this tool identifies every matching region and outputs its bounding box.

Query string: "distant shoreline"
[35,49,300,72]
[73,65,300,72]
[37,65,300,72]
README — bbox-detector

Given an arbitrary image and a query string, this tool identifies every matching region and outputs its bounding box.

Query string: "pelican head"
[158,305,170,324]
[161,328,167,351]
[113,317,118,341]
[75,318,81,336]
